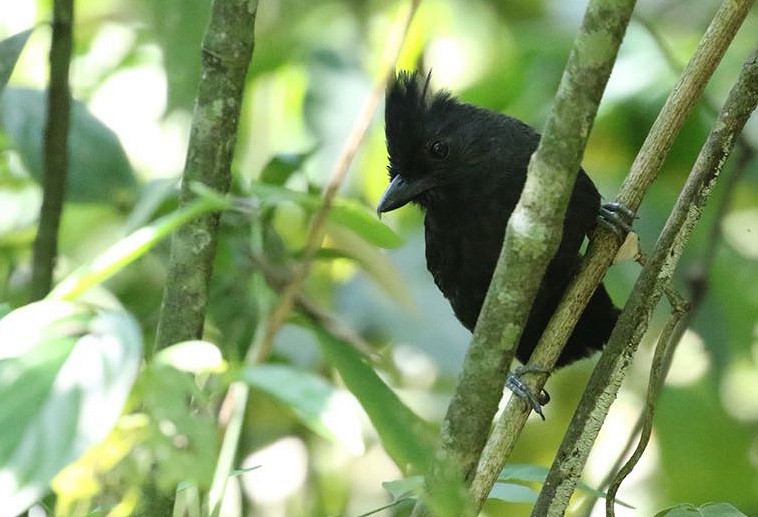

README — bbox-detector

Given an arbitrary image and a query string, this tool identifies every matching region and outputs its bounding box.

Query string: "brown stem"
[246,0,421,365]
[247,251,378,360]
[30,0,74,301]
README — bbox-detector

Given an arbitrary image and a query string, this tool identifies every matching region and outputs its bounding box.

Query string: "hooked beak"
[376,174,437,216]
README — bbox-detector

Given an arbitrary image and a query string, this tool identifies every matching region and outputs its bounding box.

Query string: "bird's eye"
[429,140,449,159]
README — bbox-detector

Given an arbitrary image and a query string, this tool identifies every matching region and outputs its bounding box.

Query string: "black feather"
[381,71,620,367]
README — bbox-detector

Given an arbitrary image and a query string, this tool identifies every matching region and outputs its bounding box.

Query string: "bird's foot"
[506,365,551,420]
[598,202,636,241]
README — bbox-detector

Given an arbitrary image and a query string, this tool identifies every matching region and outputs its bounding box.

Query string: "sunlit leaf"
[329,199,403,248]
[312,327,435,473]
[654,503,748,517]
[0,29,33,94]
[51,414,149,510]
[0,300,142,516]
[0,185,40,246]
[0,87,138,205]
[241,364,365,455]
[154,340,225,374]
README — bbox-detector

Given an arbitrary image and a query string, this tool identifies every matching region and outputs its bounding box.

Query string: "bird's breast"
[423,207,508,331]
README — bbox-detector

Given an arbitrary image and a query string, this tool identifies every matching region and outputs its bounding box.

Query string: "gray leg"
[505,365,551,420]
[598,201,635,240]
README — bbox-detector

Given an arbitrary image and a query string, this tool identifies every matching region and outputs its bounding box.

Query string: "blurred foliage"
[0,0,757,516]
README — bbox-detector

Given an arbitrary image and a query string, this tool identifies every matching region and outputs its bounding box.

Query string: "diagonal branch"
[534,33,757,517]
[575,109,755,517]
[247,0,421,365]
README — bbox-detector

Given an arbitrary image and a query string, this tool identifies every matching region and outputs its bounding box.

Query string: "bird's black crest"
[385,71,453,180]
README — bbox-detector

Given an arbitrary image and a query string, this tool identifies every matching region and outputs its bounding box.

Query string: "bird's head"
[378,70,499,215]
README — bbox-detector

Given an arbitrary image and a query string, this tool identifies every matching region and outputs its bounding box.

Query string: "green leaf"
[136,364,218,490]
[259,150,314,186]
[498,463,549,482]
[488,482,539,504]
[359,478,418,517]
[0,87,138,205]
[249,183,402,248]
[329,198,402,248]
[49,195,230,300]
[0,29,33,95]
[123,178,179,234]
[498,464,634,509]
[312,327,435,473]
[241,364,365,455]
[654,503,748,517]
[0,300,142,516]
[382,476,423,500]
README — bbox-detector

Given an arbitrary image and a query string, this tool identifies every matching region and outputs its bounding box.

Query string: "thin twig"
[30,0,74,300]
[207,2,421,512]
[248,0,422,365]
[605,297,688,516]
[247,251,379,360]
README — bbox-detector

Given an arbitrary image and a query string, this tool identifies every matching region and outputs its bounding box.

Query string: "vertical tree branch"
[534,38,757,517]
[30,0,74,300]
[154,0,258,351]
[417,1,638,514]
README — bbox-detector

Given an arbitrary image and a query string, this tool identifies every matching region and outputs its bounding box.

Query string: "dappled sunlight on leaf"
[0,300,142,515]
[154,340,226,374]
[240,437,308,506]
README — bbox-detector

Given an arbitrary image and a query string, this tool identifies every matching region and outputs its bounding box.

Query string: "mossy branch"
[154,0,258,351]
[30,0,73,300]
[416,0,638,514]
[533,25,757,517]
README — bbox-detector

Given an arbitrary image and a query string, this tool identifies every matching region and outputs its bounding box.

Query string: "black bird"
[378,71,624,387]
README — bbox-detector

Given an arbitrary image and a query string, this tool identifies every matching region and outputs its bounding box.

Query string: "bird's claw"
[598,202,635,241]
[506,365,551,420]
